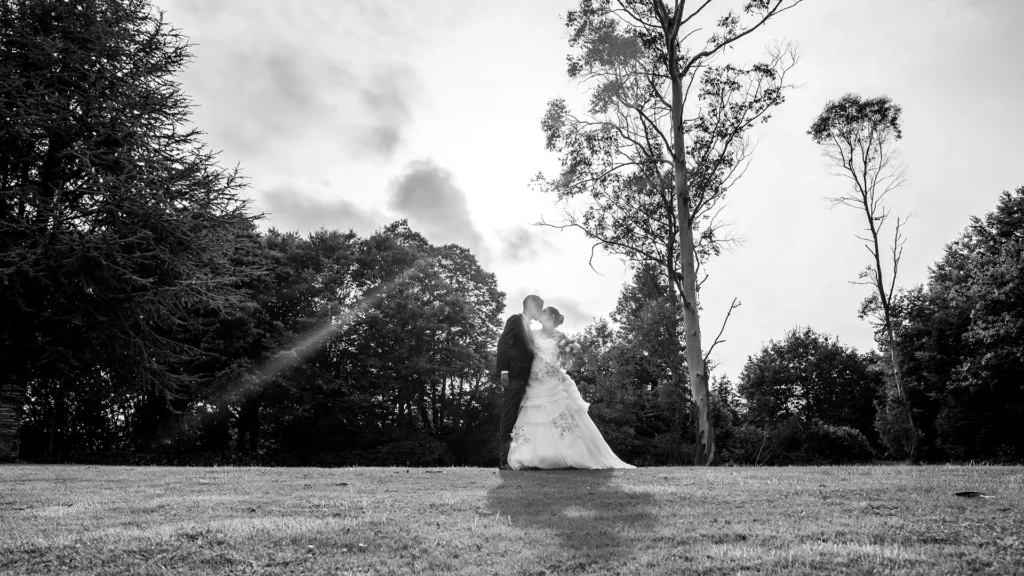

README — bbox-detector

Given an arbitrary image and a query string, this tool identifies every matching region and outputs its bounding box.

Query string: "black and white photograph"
[1,0,1023,574]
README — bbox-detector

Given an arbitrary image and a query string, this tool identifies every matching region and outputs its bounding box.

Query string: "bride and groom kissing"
[495,294,634,471]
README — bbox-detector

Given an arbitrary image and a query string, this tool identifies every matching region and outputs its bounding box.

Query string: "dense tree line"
[875,188,1024,462]
[15,221,508,466]
[564,267,884,466]
[2,0,506,466]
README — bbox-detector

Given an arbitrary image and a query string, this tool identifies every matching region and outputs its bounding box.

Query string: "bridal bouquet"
[557,338,583,370]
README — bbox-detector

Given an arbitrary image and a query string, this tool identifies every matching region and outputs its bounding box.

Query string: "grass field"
[1,464,1022,575]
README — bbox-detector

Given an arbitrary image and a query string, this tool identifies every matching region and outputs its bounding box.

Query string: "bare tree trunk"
[50,383,70,456]
[883,325,917,458]
[0,369,24,462]
[434,378,442,430]
[669,35,715,466]
[48,412,57,455]
[864,198,919,462]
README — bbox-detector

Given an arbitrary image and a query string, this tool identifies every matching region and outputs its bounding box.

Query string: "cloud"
[357,71,413,159]
[387,160,487,257]
[550,299,600,329]
[500,225,559,262]
[164,0,418,164]
[259,186,384,235]
[548,297,598,319]
[203,45,414,163]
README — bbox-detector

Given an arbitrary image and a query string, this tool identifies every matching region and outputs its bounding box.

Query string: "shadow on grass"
[486,469,654,561]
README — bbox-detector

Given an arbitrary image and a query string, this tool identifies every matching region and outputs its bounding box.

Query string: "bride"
[507,306,635,470]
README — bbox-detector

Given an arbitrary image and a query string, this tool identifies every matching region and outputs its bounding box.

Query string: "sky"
[155,0,1024,382]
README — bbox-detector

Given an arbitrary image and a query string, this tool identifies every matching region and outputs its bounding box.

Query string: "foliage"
[802,422,874,463]
[538,37,797,292]
[569,265,685,465]
[0,0,262,459]
[567,265,749,466]
[737,327,881,441]
[0,0,257,389]
[808,93,904,144]
[873,382,917,459]
[724,420,873,465]
[872,187,1024,462]
[16,220,507,466]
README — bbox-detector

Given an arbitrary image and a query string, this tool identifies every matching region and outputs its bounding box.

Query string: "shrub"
[803,422,874,463]
[724,421,803,465]
[721,420,874,465]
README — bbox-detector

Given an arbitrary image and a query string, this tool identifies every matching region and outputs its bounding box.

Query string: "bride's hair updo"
[542,306,564,327]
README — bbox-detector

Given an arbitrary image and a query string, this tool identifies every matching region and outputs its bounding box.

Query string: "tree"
[929,189,1024,460]
[878,188,1024,461]
[149,224,279,454]
[251,221,505,465]
[807,93,920,460]
[737,327,881,441]
[538,44,797,296]
[537,0,805,464]
[0,0,257,460]
[571,264,688,464]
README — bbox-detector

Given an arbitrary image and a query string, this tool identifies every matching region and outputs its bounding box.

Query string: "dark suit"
[496,313,534,465]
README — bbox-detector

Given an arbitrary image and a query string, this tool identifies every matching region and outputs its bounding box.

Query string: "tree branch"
[703,297,740,365]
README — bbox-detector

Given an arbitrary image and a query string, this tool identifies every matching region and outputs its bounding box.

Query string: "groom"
[495,294,543,470]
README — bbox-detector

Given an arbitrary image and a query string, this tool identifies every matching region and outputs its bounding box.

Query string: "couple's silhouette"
[495,294,633,471]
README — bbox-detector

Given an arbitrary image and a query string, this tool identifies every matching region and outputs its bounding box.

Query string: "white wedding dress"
[507,330,635,470]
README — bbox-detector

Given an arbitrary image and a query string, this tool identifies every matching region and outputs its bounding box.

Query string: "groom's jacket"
[495,313,534,382]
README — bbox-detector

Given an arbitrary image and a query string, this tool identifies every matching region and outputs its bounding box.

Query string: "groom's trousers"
[498,377,528,462]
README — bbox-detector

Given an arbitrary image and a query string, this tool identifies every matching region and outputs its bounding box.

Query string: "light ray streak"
[155,258,431,443]
[257,257,429,381]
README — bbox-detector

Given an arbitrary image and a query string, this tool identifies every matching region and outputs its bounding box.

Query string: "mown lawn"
[1,464,1022,575]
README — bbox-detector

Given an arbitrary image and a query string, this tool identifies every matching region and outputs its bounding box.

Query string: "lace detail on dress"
[512,425,529,446]
[530,358,562,380]
[529,330,566,380]
[551,409,580,439]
